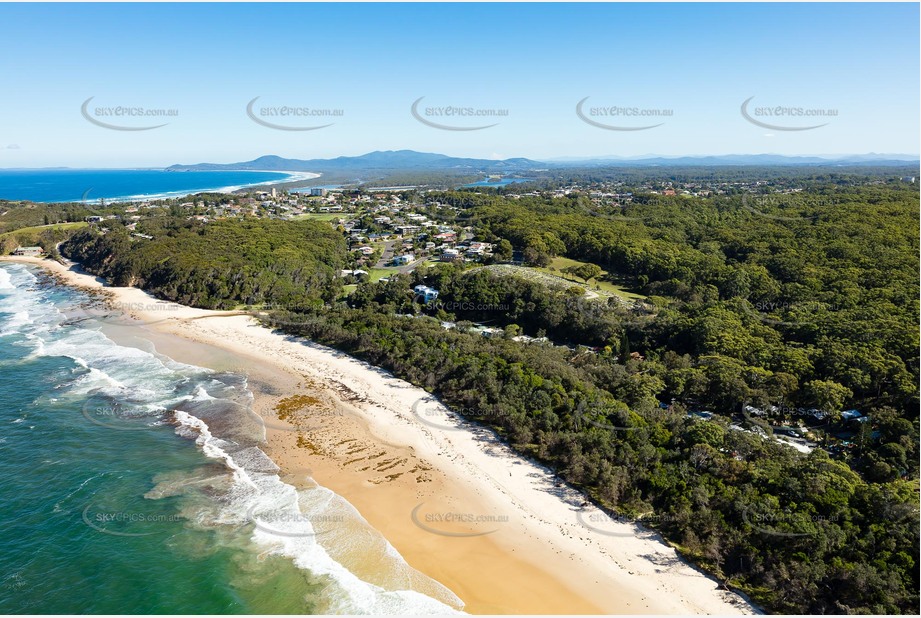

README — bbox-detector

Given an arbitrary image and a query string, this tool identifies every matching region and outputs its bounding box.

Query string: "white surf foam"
[0,310,33,335]
[172,412,464,614]
[2,261,464,614]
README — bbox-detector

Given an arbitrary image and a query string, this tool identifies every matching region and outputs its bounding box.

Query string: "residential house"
[440,248,462,262]
[12,246,43,257]
[413,285,439,303]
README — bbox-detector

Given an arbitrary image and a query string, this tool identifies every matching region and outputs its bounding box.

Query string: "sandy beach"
[2,255,758,616]
[238,170,326,195]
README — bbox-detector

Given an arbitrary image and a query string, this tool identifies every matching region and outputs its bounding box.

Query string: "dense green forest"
[62,217,346,308]
[441,186,920,475]
[57,181,920,614]
[266,301,918,614]
[480,165,921,191]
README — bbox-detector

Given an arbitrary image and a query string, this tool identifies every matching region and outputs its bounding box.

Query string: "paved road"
[396,257,427,274]
[373,239,399,268]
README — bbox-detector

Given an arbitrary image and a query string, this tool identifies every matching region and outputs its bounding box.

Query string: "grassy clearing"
[0,221,88,240]
[368,267,398,282]
[481,261,645,304]
[536,256,646,301]
[292,213,355,222]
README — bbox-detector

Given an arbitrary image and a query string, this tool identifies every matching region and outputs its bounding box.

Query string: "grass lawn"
[536,256,646,301]
[368,267,398,282]
[0,221,88,240]
[292,212,355,222]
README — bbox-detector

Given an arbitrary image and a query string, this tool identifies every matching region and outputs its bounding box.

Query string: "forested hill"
[443,184,919,436]
[265,183,917,614]
[62,218,347,309]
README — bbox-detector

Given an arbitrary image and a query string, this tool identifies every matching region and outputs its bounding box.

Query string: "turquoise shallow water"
[0,263,462,614]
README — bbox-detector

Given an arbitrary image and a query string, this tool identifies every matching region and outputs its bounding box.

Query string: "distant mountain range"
[546,153,920,167]
[167,150,540,174]
[167,150,919,174]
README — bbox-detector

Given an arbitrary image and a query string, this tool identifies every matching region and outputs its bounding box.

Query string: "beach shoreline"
[112,169,323,202]
[1,254,758,616]
[229,169,326,195]
[3,169,322,204]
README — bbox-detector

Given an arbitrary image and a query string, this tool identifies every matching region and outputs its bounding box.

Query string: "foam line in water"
[172,413,463,613]
[1,262,464,614]
[174,411,259,491]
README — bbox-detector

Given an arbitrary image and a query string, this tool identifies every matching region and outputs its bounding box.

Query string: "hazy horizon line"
[2,150,919,171]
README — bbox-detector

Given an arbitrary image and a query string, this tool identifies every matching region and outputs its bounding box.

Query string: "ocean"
[0,263,462,614]
[0,170,301,203]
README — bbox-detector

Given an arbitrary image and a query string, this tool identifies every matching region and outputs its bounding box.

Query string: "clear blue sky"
[0,2,917,167]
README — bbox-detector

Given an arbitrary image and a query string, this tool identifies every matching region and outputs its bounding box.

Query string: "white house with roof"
[396,225,421,236]
[440,248,461,261]
[392,253,415,265]
[413,285,439,303]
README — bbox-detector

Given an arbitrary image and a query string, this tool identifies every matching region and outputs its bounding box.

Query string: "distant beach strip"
[0,169,321,204]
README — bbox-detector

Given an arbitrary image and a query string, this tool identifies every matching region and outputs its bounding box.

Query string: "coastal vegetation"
[57,178,920,614]
[266,301,918,614]
[0,222,87,256]
[63,217,346,308]
[0,202,101,255]
[0,201,96,234]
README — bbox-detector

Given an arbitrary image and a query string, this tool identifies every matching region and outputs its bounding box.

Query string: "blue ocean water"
[0,169,293,203]
[0,263,462,614]
[462,178,534,187]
